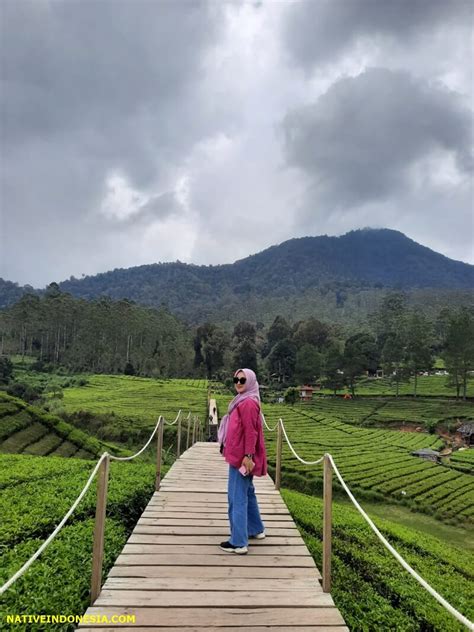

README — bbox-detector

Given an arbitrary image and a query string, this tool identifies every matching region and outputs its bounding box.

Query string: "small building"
[299,385,314,401]
[457,422,474,446]
[411,448,440,463]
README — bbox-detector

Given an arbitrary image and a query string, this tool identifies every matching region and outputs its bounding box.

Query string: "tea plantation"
[0,377,209,630]
[213,394,474,524]
[1,375,473,631]
[58,375,208,437]
[282,489,473,631]
[0,392,129,459]
[0,454,157,631]
[266,403,473,524]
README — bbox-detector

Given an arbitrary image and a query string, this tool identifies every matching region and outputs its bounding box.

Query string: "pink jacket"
[223,399,267,477]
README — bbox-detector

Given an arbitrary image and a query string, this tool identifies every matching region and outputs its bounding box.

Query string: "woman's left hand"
[242,456,255,474]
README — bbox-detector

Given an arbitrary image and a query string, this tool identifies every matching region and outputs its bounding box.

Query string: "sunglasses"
[233,376,247,385]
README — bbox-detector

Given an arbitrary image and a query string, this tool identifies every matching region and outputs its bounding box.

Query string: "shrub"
[0,356,14,384]
[284,387,300,404]
[6,382,41,404]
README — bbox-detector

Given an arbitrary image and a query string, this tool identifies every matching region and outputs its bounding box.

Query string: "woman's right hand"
[242,456,255,474]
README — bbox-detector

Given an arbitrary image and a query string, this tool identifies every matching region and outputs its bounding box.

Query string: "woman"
[218,368,267,554]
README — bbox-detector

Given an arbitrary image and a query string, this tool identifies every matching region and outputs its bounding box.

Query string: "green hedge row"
[281,488,473,631]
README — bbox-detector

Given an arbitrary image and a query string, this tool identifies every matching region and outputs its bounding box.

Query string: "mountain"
[2,229,473,326]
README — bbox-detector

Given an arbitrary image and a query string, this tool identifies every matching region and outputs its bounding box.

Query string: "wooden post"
[186,414,191,450]
[322,453,332,593]
[275,419,283,490]
[90,454,110,604]
[155,418,164,491]
[177,415,182,458]
[191,417,196,445]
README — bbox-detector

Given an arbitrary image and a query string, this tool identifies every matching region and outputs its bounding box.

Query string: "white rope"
[327,454,474,631]
[269,413,473,628]
[163,409,182,426]
[261,411,278,432]
[0,407,193,595]
[279,419,324,466]
[0,453,108,596]
[109,416,163,461]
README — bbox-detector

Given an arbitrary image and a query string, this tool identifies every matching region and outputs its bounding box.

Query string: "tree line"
[193,294,474,399]
[0,283,193,377]
[1,286,473,399]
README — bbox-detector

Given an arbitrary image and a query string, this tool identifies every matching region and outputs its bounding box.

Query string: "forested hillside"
[1,288,473,401]
[1,229,473,327]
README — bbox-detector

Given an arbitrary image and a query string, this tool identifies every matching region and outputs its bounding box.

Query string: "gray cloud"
[133,191,184,225]
[0,1,472,286]
[2,1,216,145]
[0,0,227,283]
[283,0,472,72]
[281,67,473,210]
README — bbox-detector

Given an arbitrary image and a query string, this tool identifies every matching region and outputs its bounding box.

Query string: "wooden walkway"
[79,442,347,631]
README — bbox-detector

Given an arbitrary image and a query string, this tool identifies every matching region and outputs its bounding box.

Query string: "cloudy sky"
[1,0,473,287]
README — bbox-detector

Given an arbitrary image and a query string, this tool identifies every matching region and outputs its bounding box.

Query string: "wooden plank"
[162,476,275,484]
[148,496,285,503]
[126,535,306,546]
[143,505,293,520]
[158,488,280,495]
[108,565,320,579]
[136,519,293,528]
[121,544,309,556]
[114,554,316,567]
[164,471,273,477]
[136,519,296,527]
[79,442,345,630]
[80,607,346,626]
[79,624,349,632]
[132,526,300,536]
[150,489,281,497]
[94,589,334,607]
[102,577,321,591]
[159,483,278,487]
[146,501,288,509]
[150,493,232,500]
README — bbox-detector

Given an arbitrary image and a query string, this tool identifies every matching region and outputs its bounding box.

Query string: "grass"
[336,496,474,552]
[320,374,474,398]
[0,392,130,459]
[59,375,208,428]
[282,488,474,632]
[0,453,160,631]
[214,390,474,524]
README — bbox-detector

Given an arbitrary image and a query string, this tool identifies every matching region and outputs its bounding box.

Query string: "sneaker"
[219,541,248,554]
[249,532,266,540]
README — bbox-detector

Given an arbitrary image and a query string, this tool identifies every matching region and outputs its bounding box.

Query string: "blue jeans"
[228,465,265,547]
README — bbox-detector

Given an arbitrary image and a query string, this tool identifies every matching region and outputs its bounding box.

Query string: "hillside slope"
[2,228,473,325]
[0,392,129,459]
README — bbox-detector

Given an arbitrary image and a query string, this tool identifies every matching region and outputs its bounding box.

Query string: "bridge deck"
[79,442,347,631]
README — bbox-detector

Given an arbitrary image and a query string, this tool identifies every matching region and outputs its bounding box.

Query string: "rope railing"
[261,411,279,432]
[109,415,163,462]
[0,453,108,597]
[0,407,203,605]
[279,418,324,466]
[267,416,474,630]
[108,410,182,462]
[327,454,474,631]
